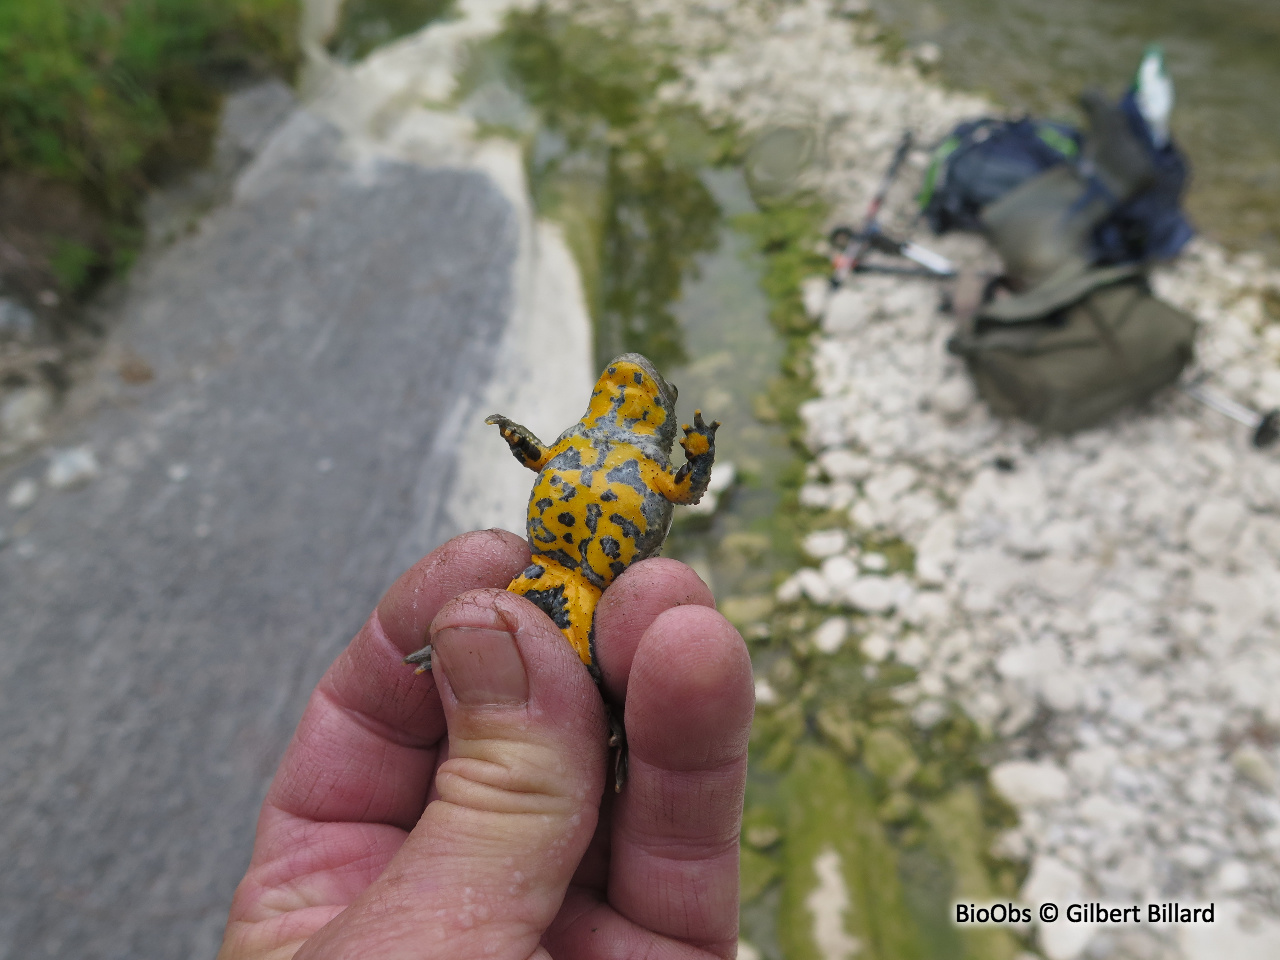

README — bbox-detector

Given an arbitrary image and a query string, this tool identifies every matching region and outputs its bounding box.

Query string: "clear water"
[661,168,791,602]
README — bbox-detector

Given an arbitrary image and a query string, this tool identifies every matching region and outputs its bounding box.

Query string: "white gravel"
[565,0,1280,956]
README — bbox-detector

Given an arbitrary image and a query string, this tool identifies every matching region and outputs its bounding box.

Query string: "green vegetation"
[464,5,729,370]
[326,0,456,62]
[0,0,298,297]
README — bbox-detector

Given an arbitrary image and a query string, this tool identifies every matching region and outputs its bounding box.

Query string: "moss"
[863,727,920,789]
[741,845,783,904]
[778,745,925,960]
[921,787,1025,959]
[49,239,99,295]
[474,5,725,370]
[327,0,457,62]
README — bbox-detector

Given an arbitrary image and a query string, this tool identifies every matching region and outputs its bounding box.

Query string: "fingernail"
[433,626,529,705]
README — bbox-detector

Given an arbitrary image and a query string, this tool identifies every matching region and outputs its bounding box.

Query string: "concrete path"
[0,103,524,957]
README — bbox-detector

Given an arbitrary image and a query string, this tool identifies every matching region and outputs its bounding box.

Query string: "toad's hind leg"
[506,561,602,673]
[508,561,628,791]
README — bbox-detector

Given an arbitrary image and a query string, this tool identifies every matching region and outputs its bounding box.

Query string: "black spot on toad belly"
[605,459,647,495]
[609,512,642,543]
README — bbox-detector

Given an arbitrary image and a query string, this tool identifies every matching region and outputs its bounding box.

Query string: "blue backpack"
[918,94,1193,266]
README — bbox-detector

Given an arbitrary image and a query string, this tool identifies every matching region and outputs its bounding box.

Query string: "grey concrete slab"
[0,109,517,958]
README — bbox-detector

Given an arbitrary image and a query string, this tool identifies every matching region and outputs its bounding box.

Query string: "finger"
[263,529,529,830]
[294,589,608,960]
[592,557,716,704]
[221,531,531,951]
[606,606,753,955]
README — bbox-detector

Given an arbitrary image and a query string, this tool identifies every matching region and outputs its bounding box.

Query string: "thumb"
[296,589,607,960]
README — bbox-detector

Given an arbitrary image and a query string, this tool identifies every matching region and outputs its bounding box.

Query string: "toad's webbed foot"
[656,409,719,505]
[485,414,552,471]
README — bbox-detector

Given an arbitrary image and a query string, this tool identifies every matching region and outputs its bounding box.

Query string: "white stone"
[46,446,101,490]
[1185,499,1247,560]
[801,276,829,320]
[931,376,974,418]
[1022,856,1094,960]
[895,634,929,667]
[860,551,887,571]
[802,528,847,559]
[818,448,872,481]
[821,554,859,591]
[1179,899,1280,960]
[846,575,896,613]
[991,761,1070,807]
[812,617,849,654]
[754,678,778,706]
[1231,745,1276,791]
[860,633,890,662]
[789,568,833,606]
[1213,860,1251,894]
[823,287,875,335]
[1174,843,1213,871]
[864,464,917,507]
[1078,794,1140,827]
[776,575,804,604]
[6,477,38,511]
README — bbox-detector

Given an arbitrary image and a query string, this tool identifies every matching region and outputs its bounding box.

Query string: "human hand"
[218,529,754,960]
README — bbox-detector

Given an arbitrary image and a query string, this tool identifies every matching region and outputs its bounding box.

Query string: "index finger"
[264,529,530,829]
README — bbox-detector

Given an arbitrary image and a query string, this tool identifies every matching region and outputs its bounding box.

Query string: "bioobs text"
[955,903,1031,924]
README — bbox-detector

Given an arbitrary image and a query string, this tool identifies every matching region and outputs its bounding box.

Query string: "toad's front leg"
[652,409,719,505]
[485,414,554,471]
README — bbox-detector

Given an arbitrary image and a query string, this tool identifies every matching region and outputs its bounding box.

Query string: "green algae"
[777,745,924,960]
[467,5,727,371]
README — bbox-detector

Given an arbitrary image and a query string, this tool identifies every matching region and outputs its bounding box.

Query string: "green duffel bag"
[947,269,1197,434]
